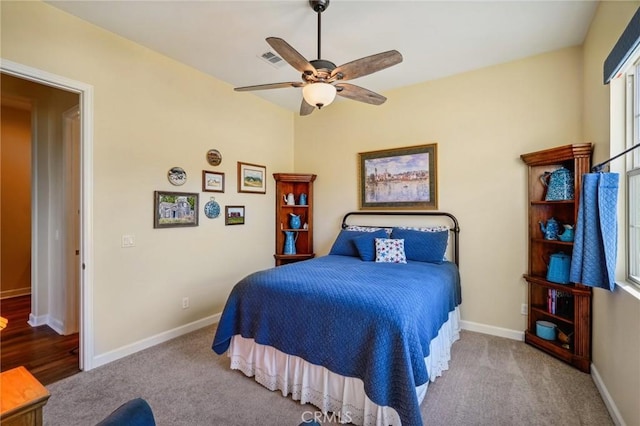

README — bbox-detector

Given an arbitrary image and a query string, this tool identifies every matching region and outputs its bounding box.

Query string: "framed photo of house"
[359,143,438,209]
[225,205,245,225]
[202,170,225,193]
[154,191,199,228]
[237,162,266,194]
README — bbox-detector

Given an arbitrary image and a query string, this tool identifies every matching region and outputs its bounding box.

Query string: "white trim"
[591,364,626,426]
[460,319,525,341]
[1,58,95,371]
[28,313,49,327]
[616,280,640,300]
[48,317,65,335]
[92,314,220,369]
[26,312,63,335]
[30,94,41,337]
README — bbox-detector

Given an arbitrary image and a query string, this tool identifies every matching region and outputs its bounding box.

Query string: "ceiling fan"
[234,0,403,116]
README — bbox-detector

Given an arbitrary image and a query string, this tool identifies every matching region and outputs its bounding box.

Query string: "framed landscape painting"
[237,162,266,194]
[225,205,245,225]
[154,191,199,228]
[359,144,438,209]
[202,170,224,193]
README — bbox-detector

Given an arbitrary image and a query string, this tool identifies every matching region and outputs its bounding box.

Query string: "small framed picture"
[225,205,245,225]
[237,161,266,194]
[154,191,199,228]
[202,170,225,193]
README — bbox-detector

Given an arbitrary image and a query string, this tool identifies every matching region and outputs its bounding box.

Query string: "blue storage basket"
[536,320,557,340]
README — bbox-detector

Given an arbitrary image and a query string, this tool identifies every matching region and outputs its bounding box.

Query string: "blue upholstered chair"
[96,398,155,426]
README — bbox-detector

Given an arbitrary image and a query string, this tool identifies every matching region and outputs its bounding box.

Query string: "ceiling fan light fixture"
[302,82,336,109]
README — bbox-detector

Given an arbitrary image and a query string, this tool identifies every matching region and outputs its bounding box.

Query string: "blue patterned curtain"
[569,173,619,291]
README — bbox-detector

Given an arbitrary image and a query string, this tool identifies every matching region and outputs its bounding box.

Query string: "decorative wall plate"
[204,197,221,219]
[168,167,187,186]
[207,149,222,166]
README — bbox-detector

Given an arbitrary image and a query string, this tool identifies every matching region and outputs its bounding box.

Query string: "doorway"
[0,60,94,374]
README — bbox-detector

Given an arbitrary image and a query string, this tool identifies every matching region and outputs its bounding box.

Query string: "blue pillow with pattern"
[390,228,448,263]
[352,229,389,261]
[329,229,385,257]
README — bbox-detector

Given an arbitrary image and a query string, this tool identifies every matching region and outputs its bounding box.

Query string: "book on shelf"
[547,289,574,317]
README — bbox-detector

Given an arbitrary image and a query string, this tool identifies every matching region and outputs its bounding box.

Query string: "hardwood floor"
[1,295,80,385]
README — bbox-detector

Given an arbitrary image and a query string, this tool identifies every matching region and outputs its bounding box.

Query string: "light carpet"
[44,326,612,425]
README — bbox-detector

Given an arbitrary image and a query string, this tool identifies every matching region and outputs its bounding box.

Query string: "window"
[628,60,640,285]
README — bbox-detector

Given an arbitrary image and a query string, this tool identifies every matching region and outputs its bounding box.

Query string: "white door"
[62,106,80,335]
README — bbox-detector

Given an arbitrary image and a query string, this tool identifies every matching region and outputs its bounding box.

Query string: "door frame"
[1,59,95,370]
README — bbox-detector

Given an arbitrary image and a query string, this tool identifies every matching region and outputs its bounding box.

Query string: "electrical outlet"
[121,234,135,248]
[521,303,528,315]
[182,297,189,309]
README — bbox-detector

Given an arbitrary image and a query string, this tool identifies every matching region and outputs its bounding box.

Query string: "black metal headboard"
[340,211,460,266]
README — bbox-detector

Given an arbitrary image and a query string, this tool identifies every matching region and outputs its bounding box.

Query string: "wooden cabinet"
[273,173,316,266]
[1,367,50,426]
[520,143,593,373]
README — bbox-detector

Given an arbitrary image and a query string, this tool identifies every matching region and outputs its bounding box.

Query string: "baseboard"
[591,363,626,426]
[48,317,65,335]
[27,313,65,335]
[28,313,49,327]
[460,319,524,341]
[91,313,221,369]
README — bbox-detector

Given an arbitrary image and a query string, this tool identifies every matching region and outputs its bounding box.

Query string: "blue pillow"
[352,229,389,261]
[390,228,448,263]
[329,229,384,257]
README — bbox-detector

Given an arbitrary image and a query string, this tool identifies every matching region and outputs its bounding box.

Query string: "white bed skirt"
[227,307,460,426]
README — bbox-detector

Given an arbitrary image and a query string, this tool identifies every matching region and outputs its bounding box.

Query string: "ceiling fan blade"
[234,82,304,92]
[331,50,403,81]
[300,99,315,116]
[335,83,387,105]
[266,37,317,75]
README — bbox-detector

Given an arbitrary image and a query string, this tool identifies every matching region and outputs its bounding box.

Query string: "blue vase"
[299,193,307,205]
[289,213,301,229]
[283,231,297,255]
[546,252,571,284]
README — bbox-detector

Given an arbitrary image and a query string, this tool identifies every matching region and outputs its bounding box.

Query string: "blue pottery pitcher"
[539,217,560,240]
[540,167,574,201]
[289,213,301,229]
[546,252,571,284]
[558,224,574,242]
[283,231,297,255]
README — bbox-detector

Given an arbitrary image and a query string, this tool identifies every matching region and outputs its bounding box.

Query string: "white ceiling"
[46,0,598,112]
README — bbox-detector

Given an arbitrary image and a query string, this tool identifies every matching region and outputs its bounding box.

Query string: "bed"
[212,212,461,425]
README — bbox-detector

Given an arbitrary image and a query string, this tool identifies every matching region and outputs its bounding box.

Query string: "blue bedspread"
[212,255,461,425]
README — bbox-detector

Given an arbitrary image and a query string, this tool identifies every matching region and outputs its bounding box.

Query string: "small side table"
[0,366,50,426]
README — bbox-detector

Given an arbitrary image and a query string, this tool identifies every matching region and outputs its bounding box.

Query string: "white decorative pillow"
[375,238,407,263]
[395,225,450,233]
[345,225,392,236]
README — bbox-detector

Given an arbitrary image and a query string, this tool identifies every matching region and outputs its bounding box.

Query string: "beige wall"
[1,104,31,298]
[295,47,583,333]
[582,2,640,425]
[1,1,294,354]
